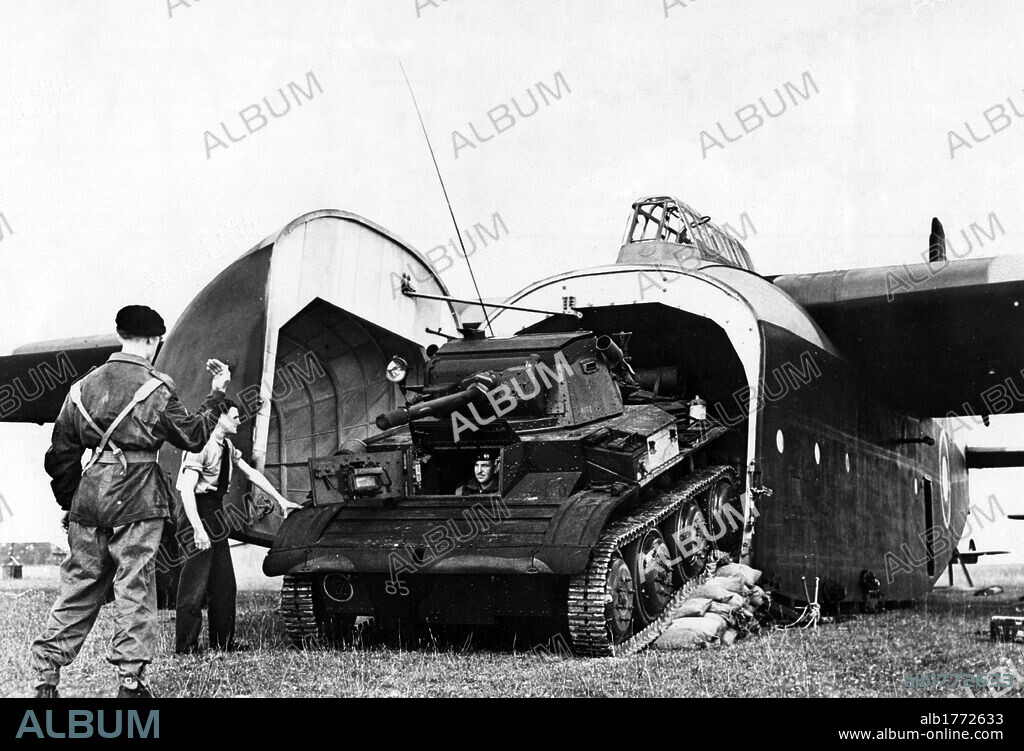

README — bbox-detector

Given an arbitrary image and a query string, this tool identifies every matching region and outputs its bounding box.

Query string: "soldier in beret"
[455,451,499,495]
[30,305,230,699]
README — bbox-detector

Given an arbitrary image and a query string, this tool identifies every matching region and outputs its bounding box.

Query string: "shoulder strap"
[73,377,165,472]
[68,380,104,437]
[148,368,176,391]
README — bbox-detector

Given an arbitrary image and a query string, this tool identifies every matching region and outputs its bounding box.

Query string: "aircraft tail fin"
[929,217,946,263]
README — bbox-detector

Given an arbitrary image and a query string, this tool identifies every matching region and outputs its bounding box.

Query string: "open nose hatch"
[258,299,423,512]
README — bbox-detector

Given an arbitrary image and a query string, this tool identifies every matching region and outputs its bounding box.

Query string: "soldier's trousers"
[30,519,164,689]
[175,496,237,652]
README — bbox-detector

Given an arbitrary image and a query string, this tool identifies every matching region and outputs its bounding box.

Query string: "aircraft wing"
[0,334,119,424]
[772,255,1024,418]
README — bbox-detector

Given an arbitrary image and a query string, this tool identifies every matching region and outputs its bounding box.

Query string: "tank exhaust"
[597,334,638,387]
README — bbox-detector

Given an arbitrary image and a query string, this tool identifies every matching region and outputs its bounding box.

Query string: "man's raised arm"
[159,359,232,452]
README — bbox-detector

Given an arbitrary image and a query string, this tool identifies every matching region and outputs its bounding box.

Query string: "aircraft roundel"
[938,429,952,528]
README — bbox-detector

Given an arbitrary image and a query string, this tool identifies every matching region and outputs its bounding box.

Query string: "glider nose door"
[247,299,426,544]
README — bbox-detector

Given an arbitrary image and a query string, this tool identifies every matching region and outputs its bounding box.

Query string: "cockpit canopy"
[616,195,754,272]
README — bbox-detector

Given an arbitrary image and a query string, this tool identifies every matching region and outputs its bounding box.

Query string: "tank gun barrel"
[375,382,489,430]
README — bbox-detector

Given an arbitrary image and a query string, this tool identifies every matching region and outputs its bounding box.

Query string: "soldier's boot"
[117,676,156,699]
[34,685,60,699]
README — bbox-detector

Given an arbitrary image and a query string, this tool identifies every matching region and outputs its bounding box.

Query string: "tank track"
[280,574,319,646]
[567,465,737,657]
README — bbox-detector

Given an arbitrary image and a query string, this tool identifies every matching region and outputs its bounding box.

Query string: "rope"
[776,575,821,630]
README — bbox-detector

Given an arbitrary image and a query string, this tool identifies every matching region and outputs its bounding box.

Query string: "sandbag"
[704,575,748,595]
[654,614,727,650]
[671,614,726,639]
[745,585,768,610]
[708,596,743,616]
[689,581,739,603]
[702,612,728,635]
[716,562,762,587]
[653,626,709,650]
[674,597,712,618]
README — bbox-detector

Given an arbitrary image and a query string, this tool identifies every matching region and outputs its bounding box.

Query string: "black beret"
[115,305,166,337]
[476,451,494,462]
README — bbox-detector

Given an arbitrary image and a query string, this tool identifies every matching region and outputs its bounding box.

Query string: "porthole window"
[814,442,821,465]
[776,429,784,454]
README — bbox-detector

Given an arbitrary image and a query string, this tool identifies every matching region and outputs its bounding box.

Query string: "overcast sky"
[1,0,1022,564]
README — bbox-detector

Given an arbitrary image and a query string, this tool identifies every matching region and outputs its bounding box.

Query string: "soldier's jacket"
[44,352,226,527]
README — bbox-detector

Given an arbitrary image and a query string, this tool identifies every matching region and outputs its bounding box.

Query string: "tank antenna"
[399,61,493,337]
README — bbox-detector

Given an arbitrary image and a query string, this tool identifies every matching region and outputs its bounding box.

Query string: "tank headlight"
[386,356,408,383]
[353,474,378,490]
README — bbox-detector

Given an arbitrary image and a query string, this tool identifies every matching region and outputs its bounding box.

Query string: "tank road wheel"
[662,501,710,583]
[627,529,673,625]
[567,465,738,657]
[605,553,635,644]
[280,574,356,649]
[703,478,743,555]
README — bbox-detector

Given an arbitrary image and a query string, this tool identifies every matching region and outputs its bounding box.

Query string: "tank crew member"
[32,305,230,699]
[175,400,301,654]
[455,451,499,495]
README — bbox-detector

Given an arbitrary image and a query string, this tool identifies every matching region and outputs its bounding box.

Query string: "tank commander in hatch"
[456,451,499,495]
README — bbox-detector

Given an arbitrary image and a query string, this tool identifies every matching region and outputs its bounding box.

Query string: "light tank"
[264,324,746,656]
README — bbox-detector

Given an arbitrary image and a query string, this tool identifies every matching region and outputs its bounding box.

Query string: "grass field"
[2,565,1023,698]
